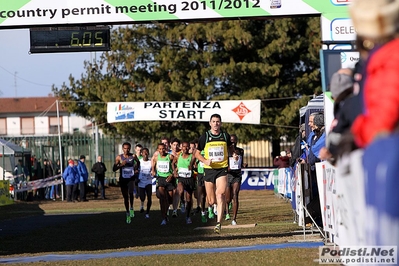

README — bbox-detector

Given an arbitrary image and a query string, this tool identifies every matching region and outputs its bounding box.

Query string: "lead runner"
[195,113,233,234]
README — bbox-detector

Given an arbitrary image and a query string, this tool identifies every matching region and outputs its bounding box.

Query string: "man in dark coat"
[92,155,107,199]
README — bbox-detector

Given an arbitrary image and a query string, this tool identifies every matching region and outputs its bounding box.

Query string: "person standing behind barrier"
[43,159,54,200]
[14,159,28,200]
[307,112,326,226]
[77,155,89,202]
[49,159,61,200]
[138,148,153,219]
[298,113,316,163]
[290,124,306,167]
[225,134,246,226]
[319,69,355,163]
[349,0,399,253]
[91,156,107,200]
[63,159,79,202]
[195,113,233,234]
[113,142,140,224]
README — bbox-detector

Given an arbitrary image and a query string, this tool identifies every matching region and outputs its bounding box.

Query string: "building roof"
[0,96,67,114]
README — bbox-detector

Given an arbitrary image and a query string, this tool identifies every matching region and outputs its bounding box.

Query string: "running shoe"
[208,209,215,219]
[214,223,221,234]
[186,217,192,224]
[195,206,201,213]
[228,202,233,210]
[225,214,231,221]
[140,207,144,213]
[160,219,167,225]
[231,220,237,226]
[201,214,207,223]
[180,202,186,213]
[130,208,135,218]
[126,213,131,224]
[172,210,178,218]
[145,214,150,219]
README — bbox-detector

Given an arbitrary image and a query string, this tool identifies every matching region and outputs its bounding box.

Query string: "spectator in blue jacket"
[77,155,89,202]
[63,159,79,202]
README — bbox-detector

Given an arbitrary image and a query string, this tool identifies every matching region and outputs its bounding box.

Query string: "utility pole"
[14,71,17,97]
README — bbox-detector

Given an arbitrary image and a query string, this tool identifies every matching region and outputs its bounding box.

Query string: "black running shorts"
[203,167,228,183]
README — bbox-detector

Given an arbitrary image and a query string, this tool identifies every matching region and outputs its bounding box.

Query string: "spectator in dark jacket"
[92,156,107,199]
[77,155,89,202]
[273,151,291,168]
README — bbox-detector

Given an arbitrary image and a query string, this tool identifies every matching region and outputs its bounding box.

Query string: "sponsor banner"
[148,169,276,192]
[0,1,352,46]
[0,0,324,27]
[295,164,305,226]
[240,168,275,190]
[107,100,261,124]
[272,167,293,198]
[316,161,337,236]
[335,150,366,246]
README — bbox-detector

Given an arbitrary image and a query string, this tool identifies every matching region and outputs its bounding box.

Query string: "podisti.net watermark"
[319,246,397,264]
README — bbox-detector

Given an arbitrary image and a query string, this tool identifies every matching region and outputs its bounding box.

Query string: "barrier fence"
[1,135,295,176]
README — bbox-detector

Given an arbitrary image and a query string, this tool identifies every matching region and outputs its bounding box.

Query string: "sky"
[0,29,96,98]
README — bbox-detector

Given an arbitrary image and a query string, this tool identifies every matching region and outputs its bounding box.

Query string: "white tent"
[0,139,31,180]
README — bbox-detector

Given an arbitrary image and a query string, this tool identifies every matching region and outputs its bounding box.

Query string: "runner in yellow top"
[195,114,233,234]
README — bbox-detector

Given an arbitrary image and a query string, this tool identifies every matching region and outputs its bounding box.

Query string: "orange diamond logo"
[232,102,251,121]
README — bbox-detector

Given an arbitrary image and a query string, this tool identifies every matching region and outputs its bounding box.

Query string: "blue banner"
[240,168,276,190]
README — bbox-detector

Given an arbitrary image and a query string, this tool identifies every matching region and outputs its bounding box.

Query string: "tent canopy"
[0,139,31,180]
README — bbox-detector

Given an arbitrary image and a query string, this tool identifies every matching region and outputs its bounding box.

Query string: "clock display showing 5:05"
[29,26,111,53]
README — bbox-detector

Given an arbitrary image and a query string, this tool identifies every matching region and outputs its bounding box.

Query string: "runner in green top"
[172,141,196,224]
[151,143,175,225]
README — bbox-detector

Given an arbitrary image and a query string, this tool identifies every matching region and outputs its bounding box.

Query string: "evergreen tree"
[53,17,321,143]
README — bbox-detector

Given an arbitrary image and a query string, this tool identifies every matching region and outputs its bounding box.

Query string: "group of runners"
[112,113,246,233]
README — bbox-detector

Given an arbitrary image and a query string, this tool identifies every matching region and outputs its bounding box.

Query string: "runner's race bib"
[229,156,242,170]
[157,161,170,173]
[140,170,152,180]
[122,167,134,178]
[208,146,224,162]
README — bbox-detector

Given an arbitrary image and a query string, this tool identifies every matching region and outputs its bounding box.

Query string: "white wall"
[3,115,91,137]
[34,117,48,135]
[63,116,91,134]
[6,118,20,136]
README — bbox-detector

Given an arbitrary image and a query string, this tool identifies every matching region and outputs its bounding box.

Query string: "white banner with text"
[107,100,261,124]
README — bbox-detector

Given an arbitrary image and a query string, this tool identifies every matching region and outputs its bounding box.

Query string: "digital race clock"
[29,26,111,53]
